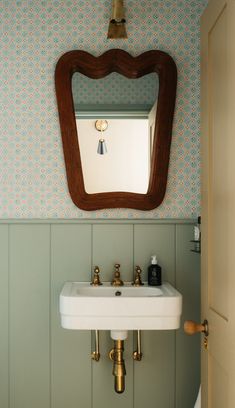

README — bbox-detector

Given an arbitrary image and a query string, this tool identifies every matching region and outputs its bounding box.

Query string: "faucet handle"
[91,266,103,286]
[114,263,121,276]
[132,265,144,286]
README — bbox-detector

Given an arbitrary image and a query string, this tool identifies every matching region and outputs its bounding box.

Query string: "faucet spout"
[111,263,124,286]
[109,339,126,393]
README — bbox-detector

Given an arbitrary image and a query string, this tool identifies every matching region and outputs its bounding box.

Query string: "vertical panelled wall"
[0,220,200,408]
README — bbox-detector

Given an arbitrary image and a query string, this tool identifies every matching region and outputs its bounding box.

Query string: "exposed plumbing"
[109,339,126,393]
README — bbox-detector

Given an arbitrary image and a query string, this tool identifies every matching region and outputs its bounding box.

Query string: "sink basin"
[60,282,182,331]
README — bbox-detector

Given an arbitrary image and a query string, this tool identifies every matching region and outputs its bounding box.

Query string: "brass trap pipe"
[109,339,126,393]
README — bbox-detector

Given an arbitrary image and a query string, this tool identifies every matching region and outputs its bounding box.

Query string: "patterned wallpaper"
[72,72,158,107]
[0,0,207,218]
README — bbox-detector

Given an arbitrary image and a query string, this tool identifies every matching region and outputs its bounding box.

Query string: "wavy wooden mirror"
[55,49,177,210]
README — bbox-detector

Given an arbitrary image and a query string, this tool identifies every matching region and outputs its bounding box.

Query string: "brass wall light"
[107,0,127,39]
[95,119,108,155]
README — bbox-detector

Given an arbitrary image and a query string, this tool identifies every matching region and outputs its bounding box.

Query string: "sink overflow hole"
[115,291,122,296]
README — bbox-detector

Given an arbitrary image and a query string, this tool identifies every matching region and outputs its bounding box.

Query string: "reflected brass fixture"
[132,265,144,286]
[95,119,108,132]
[109,339,126,393]
[107,0,127,39]
[91,330,100,362]
[133,330,143,361]
[91,266,103,286]
[95,120,108,155]
[111,263,124,286]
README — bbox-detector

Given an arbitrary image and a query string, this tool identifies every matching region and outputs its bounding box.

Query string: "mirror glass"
[72,72,159,194]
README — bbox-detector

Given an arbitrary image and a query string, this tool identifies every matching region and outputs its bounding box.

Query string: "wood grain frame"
[55,49,177,210]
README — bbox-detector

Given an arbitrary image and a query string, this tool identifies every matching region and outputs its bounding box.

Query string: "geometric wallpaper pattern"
[72,72,158,107]
[0,0,207,218]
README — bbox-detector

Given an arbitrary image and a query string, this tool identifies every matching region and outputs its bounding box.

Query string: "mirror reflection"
[72,72,159,194]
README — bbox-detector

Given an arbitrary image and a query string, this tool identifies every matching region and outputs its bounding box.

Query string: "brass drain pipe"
[109,339,126,393]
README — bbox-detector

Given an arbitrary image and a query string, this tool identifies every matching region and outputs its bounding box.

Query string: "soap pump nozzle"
[151,255,157,265]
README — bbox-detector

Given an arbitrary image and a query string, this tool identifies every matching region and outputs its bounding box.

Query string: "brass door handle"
[184,319,209,337]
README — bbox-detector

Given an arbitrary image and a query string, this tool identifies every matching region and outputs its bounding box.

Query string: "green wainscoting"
[51,225,92,408]
[175,225,200,408]
[134,224,176,408]
[9,225,50,408]
[0,225,9,408]
[0,220,200,408]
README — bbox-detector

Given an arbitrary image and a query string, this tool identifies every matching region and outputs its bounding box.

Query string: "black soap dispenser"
[148,255,162,286]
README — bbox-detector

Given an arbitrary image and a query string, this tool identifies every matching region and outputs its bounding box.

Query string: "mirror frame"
[55,49,177,210]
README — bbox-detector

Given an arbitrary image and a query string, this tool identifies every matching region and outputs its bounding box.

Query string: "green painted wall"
[0,220,200,408]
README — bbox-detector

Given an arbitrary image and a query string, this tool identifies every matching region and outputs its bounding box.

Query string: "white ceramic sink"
[60,282,182,331]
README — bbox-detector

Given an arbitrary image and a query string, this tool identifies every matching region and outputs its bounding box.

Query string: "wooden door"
[201,0,235,406]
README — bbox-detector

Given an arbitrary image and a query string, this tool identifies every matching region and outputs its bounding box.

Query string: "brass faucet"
[109,339,126,393]
[132,265,144,286]
[111,263,124,286]
[91,266,102,286]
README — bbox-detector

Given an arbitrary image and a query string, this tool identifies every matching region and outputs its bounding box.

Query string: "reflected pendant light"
[95,120,108,155]
[97,139,108,155]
